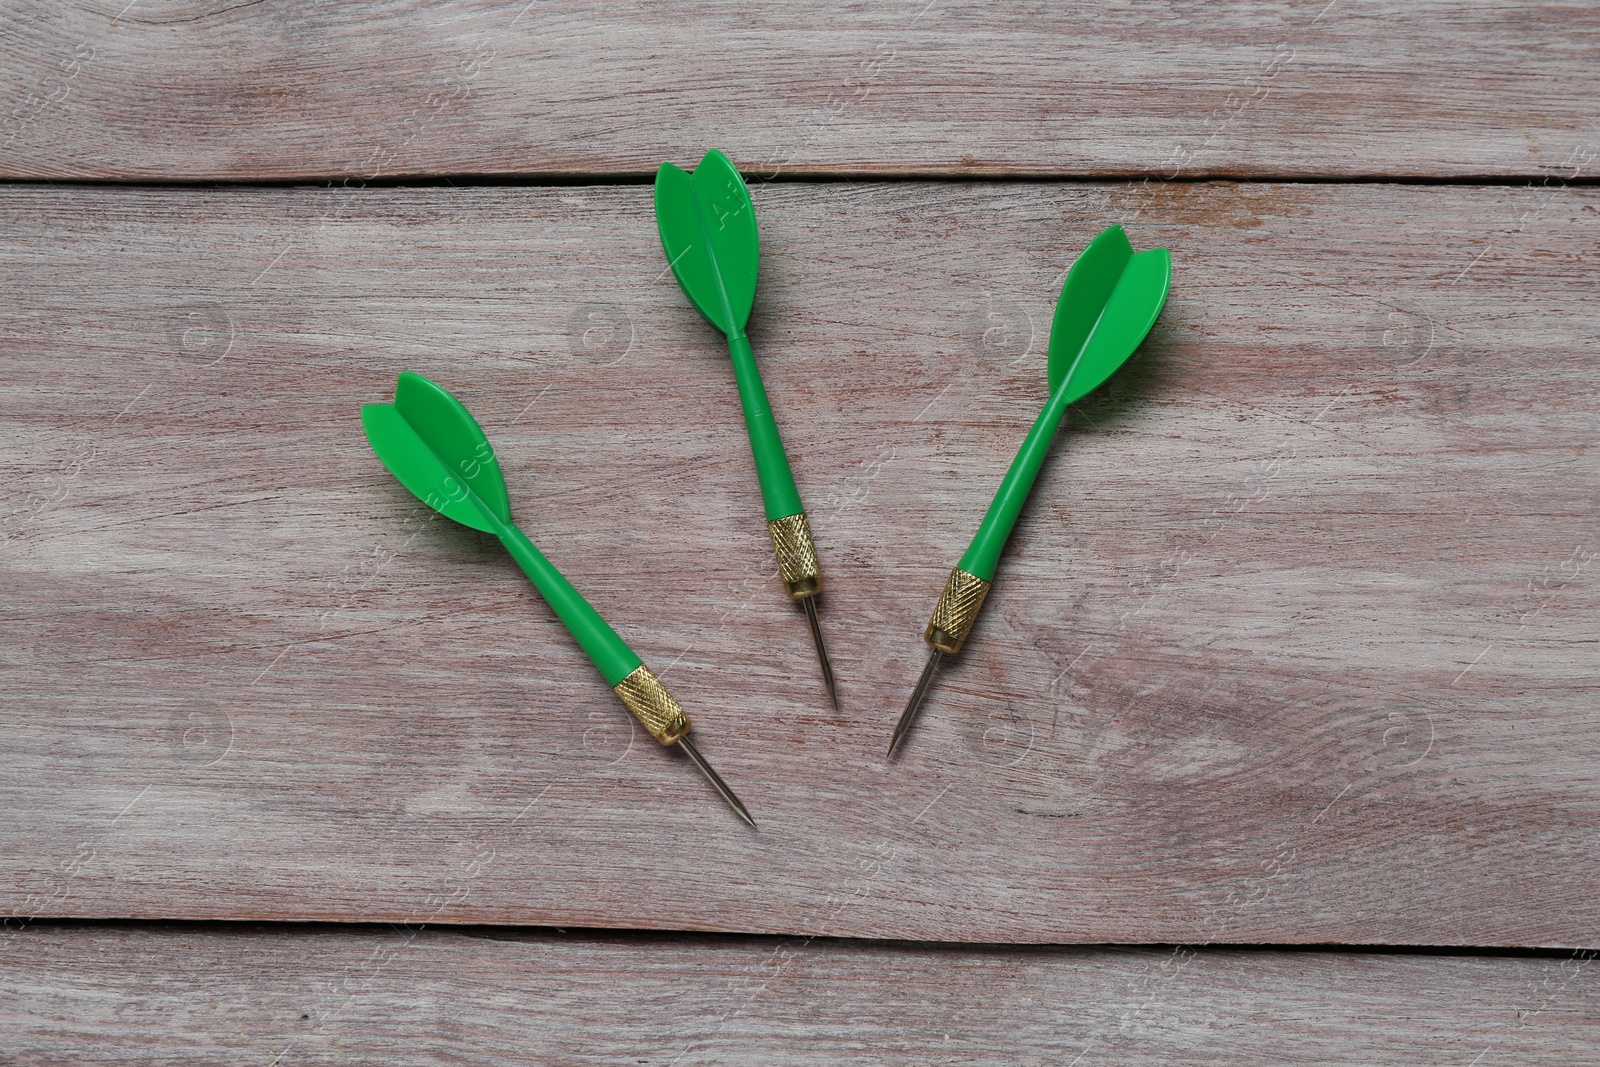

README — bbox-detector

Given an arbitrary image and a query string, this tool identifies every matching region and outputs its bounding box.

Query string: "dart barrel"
[924,567,992,655]
[768,512,822,599]
[612,664,690,745]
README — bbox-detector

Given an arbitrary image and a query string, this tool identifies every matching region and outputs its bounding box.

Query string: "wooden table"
[3,2,1597,1061]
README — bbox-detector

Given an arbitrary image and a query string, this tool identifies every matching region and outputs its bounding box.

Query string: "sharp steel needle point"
[678,735,756,828]
[889,649,942,756]
[801,596,840,712]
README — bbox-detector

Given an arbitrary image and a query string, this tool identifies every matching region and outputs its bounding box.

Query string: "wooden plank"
[2,1,1597,180]
[3,924,1597,1064]
[1,181,1596,946]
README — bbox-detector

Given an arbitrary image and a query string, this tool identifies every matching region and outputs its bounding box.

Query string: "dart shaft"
[493,525,687,742]
[727,332,804,520]
[497,522,751,824]
[493,525,700,750]
[495,518,642,686]
[959,384,1072,583]
[727,328,830,605]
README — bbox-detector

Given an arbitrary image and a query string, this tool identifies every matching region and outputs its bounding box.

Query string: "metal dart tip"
[889,648,942,756]
[801,595,840,712]
[677,735,756,828]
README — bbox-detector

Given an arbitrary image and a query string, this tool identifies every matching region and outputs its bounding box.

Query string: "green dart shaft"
[727,332,804,521]
[958,383,1073,583]
[490,515,641,686]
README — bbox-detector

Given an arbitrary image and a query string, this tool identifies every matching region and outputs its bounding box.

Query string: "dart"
[360,371,755,826]
[890,225,1172,756]
[654,149,840,711]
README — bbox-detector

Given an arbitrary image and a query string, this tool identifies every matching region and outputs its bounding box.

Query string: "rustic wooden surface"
[5,3,1594,1059]
[3,924,1597,1065]
[3,180,1596,946]
[3,1,1598,180]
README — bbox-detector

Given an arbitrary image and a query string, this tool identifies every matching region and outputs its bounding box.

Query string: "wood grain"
[2,1,1597,180]
[1,181,1597,946]
[4,924,1597,1065]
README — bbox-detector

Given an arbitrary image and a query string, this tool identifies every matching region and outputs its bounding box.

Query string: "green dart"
[890,225,1172,756]
[360,371,755,827]
[654,149,840,712]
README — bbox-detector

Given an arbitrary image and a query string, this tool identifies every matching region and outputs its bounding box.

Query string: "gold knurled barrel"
[924,567,992,654]
[612,664,690,745]
[768,511,822,599]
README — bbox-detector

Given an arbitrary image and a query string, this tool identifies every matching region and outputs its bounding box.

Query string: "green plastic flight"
[890,224,1172,756]
[360,371,754,825]
[655,148,838,710]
